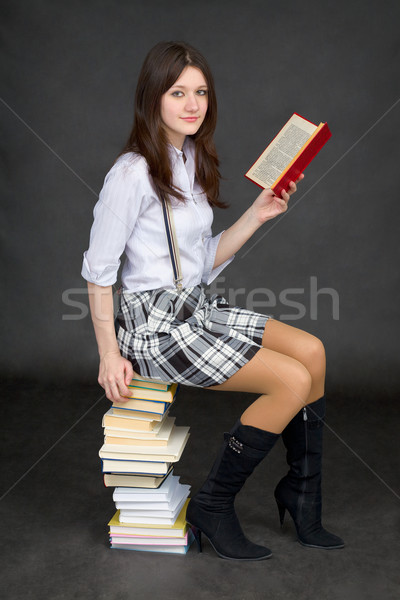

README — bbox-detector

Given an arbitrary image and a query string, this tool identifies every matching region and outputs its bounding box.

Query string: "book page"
[247,114,317,188]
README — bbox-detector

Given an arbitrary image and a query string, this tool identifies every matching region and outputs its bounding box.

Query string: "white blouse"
[81,138,234,292]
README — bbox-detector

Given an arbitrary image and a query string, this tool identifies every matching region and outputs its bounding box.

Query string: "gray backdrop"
[1,0,399,395]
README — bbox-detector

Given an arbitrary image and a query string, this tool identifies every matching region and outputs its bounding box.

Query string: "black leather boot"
[274,396,344,549]
[186,420,280,560]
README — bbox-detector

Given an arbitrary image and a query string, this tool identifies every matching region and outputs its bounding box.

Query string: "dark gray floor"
[1,381,399,600]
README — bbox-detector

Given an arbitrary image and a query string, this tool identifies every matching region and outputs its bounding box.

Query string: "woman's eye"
[170,90,208,97]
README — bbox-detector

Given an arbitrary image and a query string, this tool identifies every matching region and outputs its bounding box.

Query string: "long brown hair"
[118,41,227,208]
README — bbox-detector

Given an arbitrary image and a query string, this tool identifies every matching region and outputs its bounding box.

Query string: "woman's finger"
[125,372,134,386]
[122,360,134,386]
[280,190,290,202]
[109,379,126,403]
[102,382,113,402]
[275,196,288,211]
[116,373,131,399]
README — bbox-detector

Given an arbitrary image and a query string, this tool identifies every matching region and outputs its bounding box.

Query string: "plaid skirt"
[115,284,271,388]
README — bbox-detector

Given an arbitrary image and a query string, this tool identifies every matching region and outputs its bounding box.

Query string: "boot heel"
[191,525,203,553]
[276,499,286,527]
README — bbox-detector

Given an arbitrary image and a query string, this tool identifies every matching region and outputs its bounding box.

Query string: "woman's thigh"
[206,346,312,404]
[261,319,326,376]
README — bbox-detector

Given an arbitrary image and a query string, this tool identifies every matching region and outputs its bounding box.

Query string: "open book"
[245,113,331,197]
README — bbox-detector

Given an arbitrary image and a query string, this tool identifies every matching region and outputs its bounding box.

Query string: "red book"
[245,113,332,197]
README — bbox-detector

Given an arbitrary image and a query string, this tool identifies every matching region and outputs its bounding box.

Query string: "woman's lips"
[181,117,199,122]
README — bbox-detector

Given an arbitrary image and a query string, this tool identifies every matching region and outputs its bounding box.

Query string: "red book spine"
[271,123,332,197]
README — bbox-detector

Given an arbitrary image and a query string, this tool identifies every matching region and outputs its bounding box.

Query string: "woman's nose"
[185,94,199,112]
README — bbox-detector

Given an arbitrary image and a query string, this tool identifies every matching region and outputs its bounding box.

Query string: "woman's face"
[160,66,208,150]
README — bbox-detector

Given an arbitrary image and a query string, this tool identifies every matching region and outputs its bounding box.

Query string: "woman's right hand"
[98,350,134,403]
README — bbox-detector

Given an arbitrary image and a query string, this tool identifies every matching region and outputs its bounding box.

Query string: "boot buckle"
[228,435,243,454]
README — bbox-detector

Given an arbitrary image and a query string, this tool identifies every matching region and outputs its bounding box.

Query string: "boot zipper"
[296,408,308,525]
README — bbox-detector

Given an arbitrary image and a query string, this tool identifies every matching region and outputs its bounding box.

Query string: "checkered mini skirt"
[115,284,271,388]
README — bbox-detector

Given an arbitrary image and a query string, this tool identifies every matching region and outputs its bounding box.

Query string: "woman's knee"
[263,321,326,374]
[304,335,326,378]
[284,360,313,407]
[262,353,313,408]
[207,347,312,403]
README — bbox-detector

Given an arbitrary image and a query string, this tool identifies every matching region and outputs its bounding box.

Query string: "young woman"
[82,41,344,561]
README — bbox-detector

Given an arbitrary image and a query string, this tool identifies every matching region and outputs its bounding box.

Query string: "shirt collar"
[168,138,195,194]
[168,137,193,158]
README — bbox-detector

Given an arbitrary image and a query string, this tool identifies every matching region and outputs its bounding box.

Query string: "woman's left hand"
[250,174,304,225]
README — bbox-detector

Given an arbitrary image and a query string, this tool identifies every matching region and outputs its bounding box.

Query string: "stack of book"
[100,375,193,554]
[109,472,193,553]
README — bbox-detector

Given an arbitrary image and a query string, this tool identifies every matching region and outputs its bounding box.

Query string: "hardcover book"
[115,483,190,513]
[111,398,172,416]
[101,459,171,475]
[108,499,189,536]
[110,527,194,554]
[123,382,178,402]
[104,435,169,447]
[110,407,170,421]
[112,471,179,502]
[103,468,173,488]
[118,495,188,525]
[109,533,189,546]
[99,426,190,462]
[130,375,172,392]
[104,415,174,446]
[245,113,331,197]
[103,415,174,440]
[102,409,161,431]
[110,532,193,554]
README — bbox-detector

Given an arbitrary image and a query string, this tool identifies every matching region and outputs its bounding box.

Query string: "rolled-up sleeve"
[201,230,235,285]
[81,162,145,287]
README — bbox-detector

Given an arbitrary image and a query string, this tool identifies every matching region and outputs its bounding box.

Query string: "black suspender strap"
[161,197,183,292]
